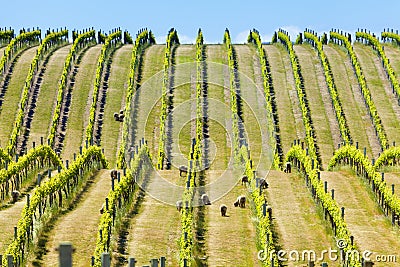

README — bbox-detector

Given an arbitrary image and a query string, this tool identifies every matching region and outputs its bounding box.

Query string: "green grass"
[294,44,336,168]
[323,44,378,158]
[204,44,230,170]
[205,170,260,266]
[100,45,133,168]
[0,46,37,148]
[322,169,400,266]
[126,170,181,267]
[234,44,272,171]
[28,45,71,147]
[62,45,102,161]
[354,43,400,146]
[0,47,5,60]
[39,170,110,267]
[265,170,340,266]
[137,45,165,162]
[171,45,196,164]
[263,44,301,154]
[383,43,400,84]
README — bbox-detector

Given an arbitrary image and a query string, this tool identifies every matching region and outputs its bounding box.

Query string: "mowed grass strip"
[234,44,272,171]
[62,45,102,161]
[354,43,400,146]
[174,45,195,161]
[137,45,165,162]
[28,45,71,147]
[205,170,260,266]
[263,44,300,154]
[322,170,400,267]
[41,170,111,267]
[100,45,133,168]
[206,45,230,170]
[0,46,37,148]
[126,170,181,267]
[0,47,5,60]
[0,200,26,254]
[382,172,400,198]
[383,43,400,82]
[324,45,380,159]
[294,44,336,168]
[266,170,339,267]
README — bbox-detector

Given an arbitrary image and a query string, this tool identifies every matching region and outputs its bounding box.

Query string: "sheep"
[284,161,292,173]
[110,169,117,180]
[179,165,188,177]
[113,112,119,121]
[241,175,248,185]
[99,203,105,214]
[259,178,269,189]
[201,193,211,205]
[11,190,20,203]
[234,196,246,208]
[118,113,125,122]
[176,200,183,211]
[220,204,227,216]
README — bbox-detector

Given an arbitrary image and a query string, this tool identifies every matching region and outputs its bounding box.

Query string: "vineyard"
[0,26,400,267]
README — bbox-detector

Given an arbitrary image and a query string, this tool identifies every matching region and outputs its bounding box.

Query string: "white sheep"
[234,196,246,208]
[201,194,211,205]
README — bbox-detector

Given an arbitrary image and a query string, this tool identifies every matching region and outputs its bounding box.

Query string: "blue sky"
[2,0,400,43]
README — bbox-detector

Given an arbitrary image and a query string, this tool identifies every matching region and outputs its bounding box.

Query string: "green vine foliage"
[277,30,321,169]
[382,31,400,45]
[93,143,151,266]
[3,146,107,266]
[117,29,153,169]
[178,29,203,267]
[330,30,388,150]
[248,29,283,169]
[48,30,97,147]
[223,29,242,160]
[157,28,179,170]
[375,146,400,170]
[7,29,69,156]
[288,145,362,267]
[357,30,400,106]
[328,145,400,222]
[0,28,14,44]
[85,30,122,145]
[303,30,352,145]
[0,29,41,75]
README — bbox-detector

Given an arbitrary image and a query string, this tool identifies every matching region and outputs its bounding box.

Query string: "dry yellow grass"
[40,170,111,267]
[294,44,337,168]
[354,43,400,147]
[100,45,133,167]
[321,170,400,267]
[205,170,260,267]
[62,45,102,161]
[28,45,71,147]
[263,44,302,154]
[126,170,181,266]
[324,44,380,159]
[265,170,339,267]
[0,46,37,147]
